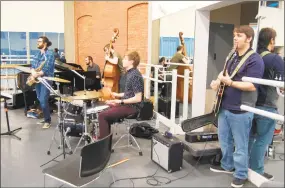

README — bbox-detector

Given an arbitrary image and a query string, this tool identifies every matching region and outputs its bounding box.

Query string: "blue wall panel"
[160,37,179,58]
[159,37,195,58]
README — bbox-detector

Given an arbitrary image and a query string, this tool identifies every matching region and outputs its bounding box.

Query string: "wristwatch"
[121,100,124,105]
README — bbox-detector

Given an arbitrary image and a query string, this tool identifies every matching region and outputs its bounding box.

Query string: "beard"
[37,44,44,49]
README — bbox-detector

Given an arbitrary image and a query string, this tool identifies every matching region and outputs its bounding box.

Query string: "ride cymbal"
[73,90,103,98]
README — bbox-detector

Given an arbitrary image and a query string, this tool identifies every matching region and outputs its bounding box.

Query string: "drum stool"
[112,113,143,156]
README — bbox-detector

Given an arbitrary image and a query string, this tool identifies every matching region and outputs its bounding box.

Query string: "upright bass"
[177,32,193,103]
[101,28,120,100]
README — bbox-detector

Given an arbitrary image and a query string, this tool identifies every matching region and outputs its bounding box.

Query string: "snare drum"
[87,105,110,114]
[86,102,110,120]
[64,100,83,116]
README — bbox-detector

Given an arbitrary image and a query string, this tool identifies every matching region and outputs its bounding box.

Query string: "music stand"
[76,71,102,91]
[0,94,22,140]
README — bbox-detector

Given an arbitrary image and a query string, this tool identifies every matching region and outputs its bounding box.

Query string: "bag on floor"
[136,99,154,121]
[129,122,159,139]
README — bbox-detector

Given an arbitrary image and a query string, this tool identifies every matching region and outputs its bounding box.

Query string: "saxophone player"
[31,36,55,129]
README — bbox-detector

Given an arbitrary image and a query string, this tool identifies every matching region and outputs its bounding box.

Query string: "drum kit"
[40,76,110,167]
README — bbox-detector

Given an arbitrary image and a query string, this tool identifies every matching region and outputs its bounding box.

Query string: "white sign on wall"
[249,23,258,51]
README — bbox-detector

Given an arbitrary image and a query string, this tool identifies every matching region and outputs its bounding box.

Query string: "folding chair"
[42,133,115,187]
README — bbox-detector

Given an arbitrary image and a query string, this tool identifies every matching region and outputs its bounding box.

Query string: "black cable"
[109,124,214,187]
[167,126,211,183]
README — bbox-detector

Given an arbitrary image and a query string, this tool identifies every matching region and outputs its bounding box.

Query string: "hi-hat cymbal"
[55,97,72,103]
[44,77,71,83]
[73,90,103,98]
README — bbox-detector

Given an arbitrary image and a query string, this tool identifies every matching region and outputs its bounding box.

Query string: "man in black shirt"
[98,51,144,139]
[249,28,284,180]
[85,56,101,79]
[85,56,102,90]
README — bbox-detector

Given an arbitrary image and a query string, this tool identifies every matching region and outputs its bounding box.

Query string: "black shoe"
[262,172,274,181]
[231,178,247,188]
[210,165,234,174]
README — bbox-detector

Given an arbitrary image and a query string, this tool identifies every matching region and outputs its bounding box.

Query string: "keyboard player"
[85,56,101,79]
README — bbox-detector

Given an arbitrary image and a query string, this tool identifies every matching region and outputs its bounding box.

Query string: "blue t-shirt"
[256,49,284,109]
[221,49,264,112]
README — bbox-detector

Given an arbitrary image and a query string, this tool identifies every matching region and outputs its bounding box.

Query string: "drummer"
[97,51,144,139]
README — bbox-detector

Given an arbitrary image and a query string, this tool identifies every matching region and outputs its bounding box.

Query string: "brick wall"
[74,1,148,71]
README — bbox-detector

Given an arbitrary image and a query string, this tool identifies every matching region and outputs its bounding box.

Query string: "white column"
[145,2,153,99]
[58,33,60,49]
[26,32,30,64]
[64,1,75,63]
[7,32,11,64]
[191,10,210,131]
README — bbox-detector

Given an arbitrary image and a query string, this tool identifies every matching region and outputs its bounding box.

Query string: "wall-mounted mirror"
[205,1,260,114]
[151,3,196,120]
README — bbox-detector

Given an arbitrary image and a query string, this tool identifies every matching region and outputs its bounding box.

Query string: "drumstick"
[107,158,130,168]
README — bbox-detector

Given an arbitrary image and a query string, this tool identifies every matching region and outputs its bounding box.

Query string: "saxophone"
[26,60,46,86]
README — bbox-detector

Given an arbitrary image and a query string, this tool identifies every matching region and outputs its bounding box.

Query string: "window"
[30,32,43,39]
[1,32,8,39]
[45,32,59,49]
[58,33,65,52]
[9,32,27,56]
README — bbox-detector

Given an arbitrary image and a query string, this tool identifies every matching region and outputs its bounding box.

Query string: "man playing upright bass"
[103,44,126,92]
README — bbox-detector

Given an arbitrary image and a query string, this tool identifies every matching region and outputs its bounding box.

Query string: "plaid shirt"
[32,49,55,77]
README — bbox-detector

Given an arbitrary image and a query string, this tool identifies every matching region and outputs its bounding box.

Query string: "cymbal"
[44,77,71,83]
[69,95,99,100]
[55,97,72,103]
[73,90,103,98]
[56,95,95,101]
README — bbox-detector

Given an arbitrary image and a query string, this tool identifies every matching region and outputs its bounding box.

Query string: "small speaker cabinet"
[151,133,184,173]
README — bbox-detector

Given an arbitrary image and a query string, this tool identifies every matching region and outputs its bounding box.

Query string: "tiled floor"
[1,104,284,187]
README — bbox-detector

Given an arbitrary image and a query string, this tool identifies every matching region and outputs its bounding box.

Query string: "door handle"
[214,53,216,60]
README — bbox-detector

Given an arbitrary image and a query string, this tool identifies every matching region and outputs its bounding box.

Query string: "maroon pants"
[98,105,137,139]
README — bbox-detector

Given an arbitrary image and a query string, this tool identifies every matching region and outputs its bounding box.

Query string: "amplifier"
[6,90,37,109]
[158,97,179,118]
[185,132,218,143]
[151,133,184,173]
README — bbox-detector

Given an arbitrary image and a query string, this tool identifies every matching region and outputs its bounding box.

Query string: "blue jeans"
[35,82,51,123]
[218,109,254,179]
[248,106,277,174]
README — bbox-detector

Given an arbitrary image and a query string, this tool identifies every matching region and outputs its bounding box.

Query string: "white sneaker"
[37,119,45,125]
